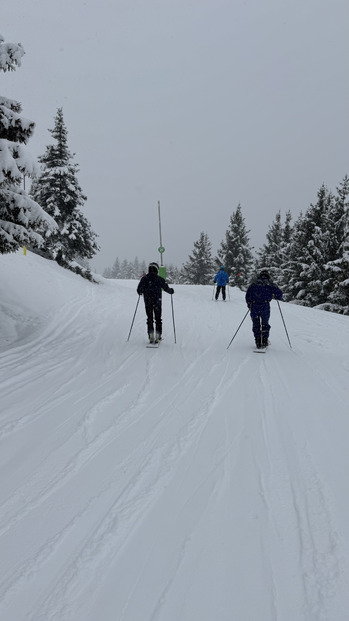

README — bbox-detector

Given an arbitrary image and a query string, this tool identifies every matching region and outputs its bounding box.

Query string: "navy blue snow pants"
[144,298,162,336]
[250,305,270,344]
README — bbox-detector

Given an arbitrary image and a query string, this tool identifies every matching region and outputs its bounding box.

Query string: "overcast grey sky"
[3,0,349,272]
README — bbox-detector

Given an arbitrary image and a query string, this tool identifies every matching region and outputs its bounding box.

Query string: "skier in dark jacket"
[245,270,282,348]
[137,262,174,343]
[214,266,229,300]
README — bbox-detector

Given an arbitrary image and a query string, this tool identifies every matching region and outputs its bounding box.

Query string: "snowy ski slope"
[0,251,349,621]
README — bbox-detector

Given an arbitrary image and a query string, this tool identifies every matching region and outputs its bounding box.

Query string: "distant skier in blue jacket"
[214,266,229,300]
[245,270,282,348]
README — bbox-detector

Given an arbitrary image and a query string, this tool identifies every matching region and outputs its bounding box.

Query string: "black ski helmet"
[148,262,159,274]
[259,270,270,279]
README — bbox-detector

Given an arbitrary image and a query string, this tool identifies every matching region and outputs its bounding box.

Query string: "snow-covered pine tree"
[110,257,121,278]
[277,210,294,291]
[166,263,182,284]
[256,210,293,285]
[140,259,147,276]
[30,108,99,264]
[216,204,253,289]
[119,259,131,279]
[182,231,215,284]
[255,211,283,277]
[103,266,113,279]
[128,257,141,280]
[323,175,349,313]
[281,210,293,249]
[282,184,334,306]
[280,212,305,302]
[0,34,56,254]
[326,224,349,314]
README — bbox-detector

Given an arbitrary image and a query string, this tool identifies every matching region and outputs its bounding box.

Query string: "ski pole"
[227,309,250,349]
[212,284,216,300]
[171,294,177,343]
[276,300,292,349]
[227,284,230,301]
[127,295,140,341]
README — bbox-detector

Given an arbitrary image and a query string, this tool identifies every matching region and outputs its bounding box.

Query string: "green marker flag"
[158,244,166,278]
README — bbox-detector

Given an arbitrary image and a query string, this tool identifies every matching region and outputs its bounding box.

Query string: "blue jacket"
[245,275,282,312]
[214,268,229,286]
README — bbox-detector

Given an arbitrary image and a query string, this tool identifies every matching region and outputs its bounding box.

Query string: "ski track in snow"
[25,327,248,620]
[0,258,349,621]
[254,357,342,621]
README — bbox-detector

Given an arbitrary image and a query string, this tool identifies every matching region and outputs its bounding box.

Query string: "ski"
[147,341,160,348]
[253,347,267,353]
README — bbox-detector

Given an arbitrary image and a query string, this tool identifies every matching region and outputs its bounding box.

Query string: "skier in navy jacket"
[214,266,229,300]
[137,262,174,343]
[245,270,282,348]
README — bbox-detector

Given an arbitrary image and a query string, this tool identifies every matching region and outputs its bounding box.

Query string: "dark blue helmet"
[259,270,270,279]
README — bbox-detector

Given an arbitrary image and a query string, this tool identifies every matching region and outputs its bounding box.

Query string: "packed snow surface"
[0,251,349,621]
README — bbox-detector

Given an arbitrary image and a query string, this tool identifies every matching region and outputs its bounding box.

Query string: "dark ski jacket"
[214,268,229,286]
[137,273,173,303]
[245,275,282,312]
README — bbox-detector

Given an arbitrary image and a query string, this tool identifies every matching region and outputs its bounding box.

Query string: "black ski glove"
[170,288,174,294]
